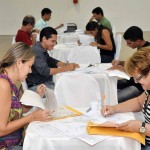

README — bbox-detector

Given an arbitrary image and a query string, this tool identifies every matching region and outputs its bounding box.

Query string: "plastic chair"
[67,46,101,64]
[92,72,112,105]
[12,36,16,45]
[114,34,122,60]
[54,73,101,107]
[112,25,116,40]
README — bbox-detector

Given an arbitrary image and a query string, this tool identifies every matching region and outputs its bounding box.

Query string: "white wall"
[1,0,150,35]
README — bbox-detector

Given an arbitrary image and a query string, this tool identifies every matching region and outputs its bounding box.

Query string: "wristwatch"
[140,122,146,133]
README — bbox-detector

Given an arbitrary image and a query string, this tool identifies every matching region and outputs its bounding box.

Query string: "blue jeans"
[9,145,22,150]
[141,144,150,150]
[100,54,114,63]
[29,80,55,92]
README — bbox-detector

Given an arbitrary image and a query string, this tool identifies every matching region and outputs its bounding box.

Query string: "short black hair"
[22,15,35,26]
[40,27,57,42]
[92,7,104,16]
[86,21,99,31]
[41,8,52,16]
[123,26,144,41]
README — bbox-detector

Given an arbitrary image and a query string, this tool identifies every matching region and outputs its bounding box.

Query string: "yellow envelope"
[87,121,145,145]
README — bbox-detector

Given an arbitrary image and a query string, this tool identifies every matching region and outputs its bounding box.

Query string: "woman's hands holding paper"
[29,109,52,122]
[116,120,141,132]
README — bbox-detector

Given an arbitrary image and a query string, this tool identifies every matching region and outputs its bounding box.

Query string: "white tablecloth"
[23,111,141,150]
[53,64,125,105]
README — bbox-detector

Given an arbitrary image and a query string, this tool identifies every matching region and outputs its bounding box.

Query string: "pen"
[86,107,91,113]
[88,64,93,67]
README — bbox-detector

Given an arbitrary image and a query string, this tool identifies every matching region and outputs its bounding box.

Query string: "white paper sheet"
[20,88,57,115]
[20,90,45,109]
[78,34,95,45]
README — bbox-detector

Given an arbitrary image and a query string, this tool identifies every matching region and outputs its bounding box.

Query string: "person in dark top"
[26,27,79,91]
[85,21,116,63]
[111,26,150,103]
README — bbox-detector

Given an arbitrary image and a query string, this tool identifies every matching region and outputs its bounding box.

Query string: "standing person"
[26,27,79,91]
[89,7,112,31]
[101,46,150,150]
[16,15,39,46]
[85,21,116,63]
[0,42,52,150]
[35,8,64,31]
[112,26,150,103]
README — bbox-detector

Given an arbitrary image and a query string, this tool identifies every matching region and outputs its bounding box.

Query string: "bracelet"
[97,44,100,49]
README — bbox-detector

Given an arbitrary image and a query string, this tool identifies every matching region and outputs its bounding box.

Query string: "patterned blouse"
[142,90,150,145]
[0,74,23,149]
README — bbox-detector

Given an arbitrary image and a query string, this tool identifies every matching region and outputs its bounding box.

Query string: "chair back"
[54,73,101,107]
[112,25,116,39]
[67,46,101,64]
[114,34,122,60]
[92,72,112,105]
[12,36,16,45]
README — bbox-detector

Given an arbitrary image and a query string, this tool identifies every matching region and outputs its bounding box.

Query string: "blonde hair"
[0,42,34,73]
[125,46,150,77]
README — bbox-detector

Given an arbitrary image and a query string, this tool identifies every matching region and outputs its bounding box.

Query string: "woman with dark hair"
[85,21,116,63]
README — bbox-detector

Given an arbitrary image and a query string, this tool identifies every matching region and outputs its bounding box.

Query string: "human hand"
[116,120,141,132]
[109,65,125,72]
[89,16,95,22]
[90,42,97,47]
[101,105,115,117]
[69,63,79,68]
[59,24,64,28]
[112,59,120,66]
[36,84,46,98]
[32,29,40,34]
[30,109,52,122]
[64,63,77,71]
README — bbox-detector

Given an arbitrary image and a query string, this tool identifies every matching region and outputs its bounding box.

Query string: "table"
[49,43,77,62]
[57,33,79,44]
[23,110,141,150]
[54,64,129,105]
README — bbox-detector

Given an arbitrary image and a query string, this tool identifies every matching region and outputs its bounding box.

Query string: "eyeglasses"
[133,74,144,83]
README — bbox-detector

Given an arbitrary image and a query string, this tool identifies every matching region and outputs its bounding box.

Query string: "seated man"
[16,15,39,46]
[35,8,63,31]
[112,26,150,103]
[89,7,112,31]
[26,27,79,91]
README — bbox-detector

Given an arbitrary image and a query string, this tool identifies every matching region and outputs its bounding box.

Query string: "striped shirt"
[142,90,150,145]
